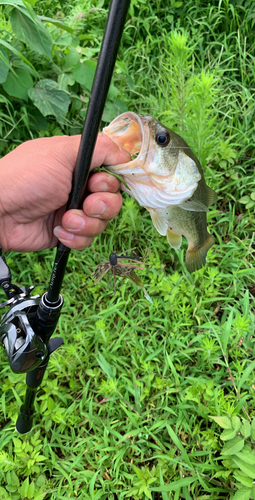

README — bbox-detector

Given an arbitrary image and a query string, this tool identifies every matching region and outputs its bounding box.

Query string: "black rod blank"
[46,0,131,303]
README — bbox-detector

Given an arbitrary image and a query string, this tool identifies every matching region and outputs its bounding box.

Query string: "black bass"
[103,112,217,273]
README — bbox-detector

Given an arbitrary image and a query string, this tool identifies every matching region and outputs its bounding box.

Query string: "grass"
[0,0,255,499]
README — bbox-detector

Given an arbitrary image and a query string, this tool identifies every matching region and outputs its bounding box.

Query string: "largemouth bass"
[103,112,217,273]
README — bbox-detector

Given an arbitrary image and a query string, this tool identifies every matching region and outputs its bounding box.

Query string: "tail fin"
[185,234,215,273]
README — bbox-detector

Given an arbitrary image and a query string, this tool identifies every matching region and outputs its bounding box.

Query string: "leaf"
[221,309,233,353]
[27,481,35,499]
[20,477,29,498]
[151,476,197,492]
[28,79,70,122]
[238,360,255,391]
[251,192,255,201]
[234,471,254,488]
[38,15,75,34]
[63,48,80,71]
[234,457,255,479]
[240,421,251,439]
[220,428,237,441]
[232,416,241,432]
[10,8,52,59]
[2,69,33,101]
[0,49,9,84]
[210,415,232,429]
[251,418,255,440]
[166,424,191,466]
[102,99,128,123]
[73,60,97,90]
[235,451,255,465]
[239,196,250,204]
[221,436,244,455]
[232,487,253,500]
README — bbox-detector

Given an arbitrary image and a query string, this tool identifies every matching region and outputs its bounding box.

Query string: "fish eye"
[156,131,170,147]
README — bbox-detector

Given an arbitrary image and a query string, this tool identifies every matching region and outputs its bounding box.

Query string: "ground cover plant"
[0,0,255,498]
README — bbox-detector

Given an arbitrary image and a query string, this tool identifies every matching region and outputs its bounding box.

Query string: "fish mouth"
[102,112,150,174]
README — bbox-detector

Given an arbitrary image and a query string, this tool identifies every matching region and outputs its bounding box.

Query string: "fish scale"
[103,112,217,273]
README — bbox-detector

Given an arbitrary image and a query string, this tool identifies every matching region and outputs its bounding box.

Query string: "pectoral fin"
[167,228,182,249]
[149,208,168,235]
[178,200,209,212]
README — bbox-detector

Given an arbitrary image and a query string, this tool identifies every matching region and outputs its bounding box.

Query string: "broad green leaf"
[151,476,197,492]
[238,360,255,391]
[221,436,244,455]
[0,49,9,84]
[28,79,70,122]
[236,451,255,465]
[234,457,255,479]
[73,60,96,90]
[2,68,33,101]
[251,192,255,201]
[210,415,232,429]
[234,471,254,487]
[102,99,128,123]
[239,196,250,204]
[232,487,253,500]
[252,418,255,440]
[10,8,52,59]
[232,416,241,432]
[220,428,237,441]
[240,421,251,439]
[63,48,80,71]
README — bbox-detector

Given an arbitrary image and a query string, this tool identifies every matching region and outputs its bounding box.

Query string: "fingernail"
[53,226,74,241]
[119,146,131,159]
[90,200,106,216]
[66,215,85,231]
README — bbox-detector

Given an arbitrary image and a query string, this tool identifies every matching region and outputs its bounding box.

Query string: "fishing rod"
[0,0,131,434]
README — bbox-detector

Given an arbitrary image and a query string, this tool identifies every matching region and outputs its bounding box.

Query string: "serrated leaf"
[10,8,52,59]
[2,68,33,101]
[27,481,34,499]
[222,436,244,455]
[210,415,232,429]
[240,421,251,439]
[73,60,96,90]
[220,428,237,441]
[28,79,70,122]
[234,457,255,479]
[232,487,253,500]
[20,477,29,497]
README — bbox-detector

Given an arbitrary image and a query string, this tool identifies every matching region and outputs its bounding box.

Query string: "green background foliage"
[0,0,255,498]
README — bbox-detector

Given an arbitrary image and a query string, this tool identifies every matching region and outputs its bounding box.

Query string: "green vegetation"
[0,0,255,498]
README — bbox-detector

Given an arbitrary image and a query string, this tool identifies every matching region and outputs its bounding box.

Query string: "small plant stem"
[223,353,251,422]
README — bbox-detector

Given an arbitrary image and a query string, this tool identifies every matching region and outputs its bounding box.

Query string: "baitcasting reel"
[0,254,61,375]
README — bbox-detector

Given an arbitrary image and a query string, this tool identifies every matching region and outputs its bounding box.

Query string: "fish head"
[103,112,202,209]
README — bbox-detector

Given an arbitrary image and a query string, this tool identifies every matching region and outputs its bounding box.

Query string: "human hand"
[0,134,130,253]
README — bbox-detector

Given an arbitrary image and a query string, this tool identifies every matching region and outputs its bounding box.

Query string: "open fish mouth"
[103,112,150,174]
[103,112,202,209]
